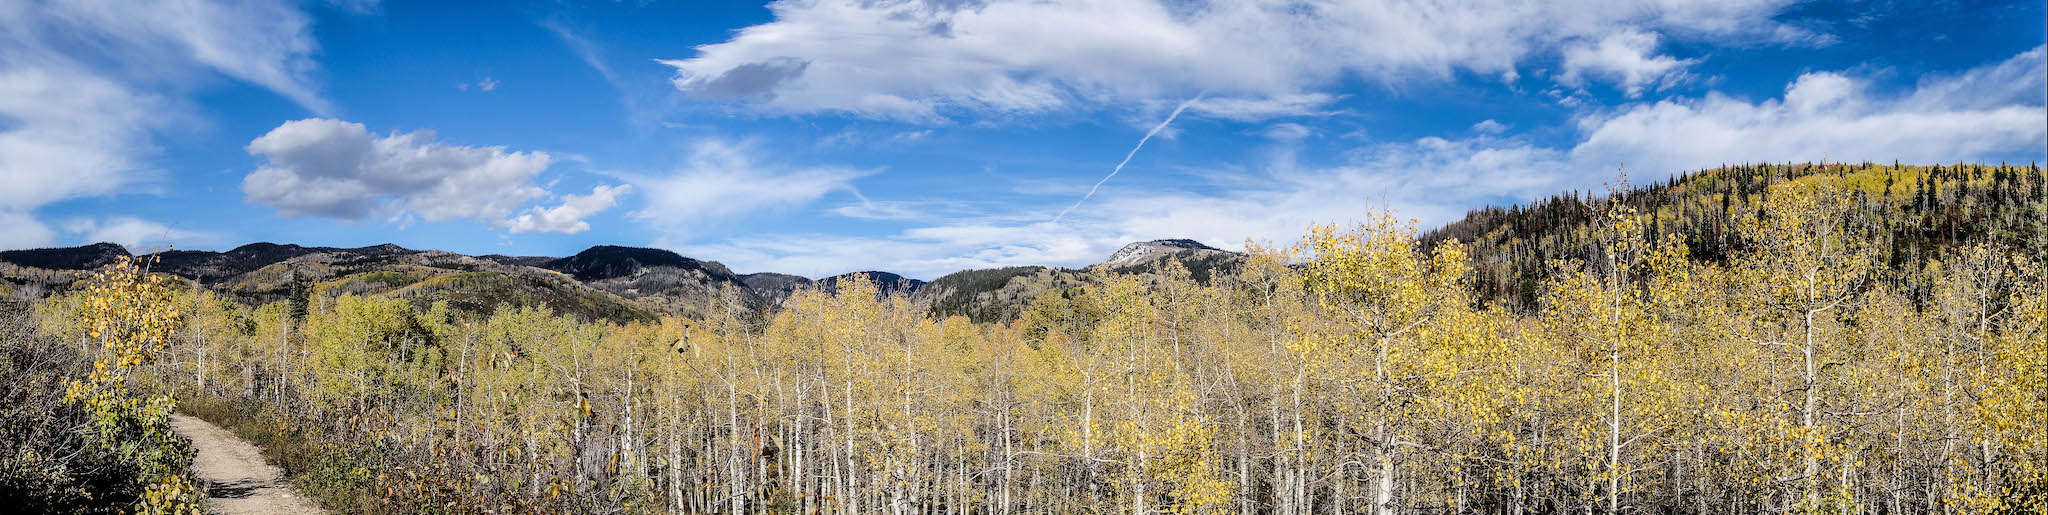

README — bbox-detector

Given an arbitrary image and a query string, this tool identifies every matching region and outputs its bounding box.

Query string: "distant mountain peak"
[1100,239,1221,268]
[354,243,411,254]
[818,271,926,297]
[0,242,131,270]
[545,245,738,283]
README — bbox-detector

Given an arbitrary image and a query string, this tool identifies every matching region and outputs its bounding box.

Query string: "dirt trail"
[169,414,326,514]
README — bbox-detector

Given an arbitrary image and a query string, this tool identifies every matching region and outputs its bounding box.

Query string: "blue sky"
[3,0,2043,279]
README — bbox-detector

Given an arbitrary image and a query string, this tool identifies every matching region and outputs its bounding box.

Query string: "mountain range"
[9,162,2037,323]
[0,236,1237,324]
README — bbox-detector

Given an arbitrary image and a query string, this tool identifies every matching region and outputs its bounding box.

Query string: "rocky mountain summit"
[1097,239,1220,268]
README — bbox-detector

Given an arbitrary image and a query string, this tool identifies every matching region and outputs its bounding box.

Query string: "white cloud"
[0,211,55,250]
[0,61,161,214]
[1559,29,1695,97]
[631,140,874,238]
[1901,45,2047,112]
[831,200,929,221]
[62,216,225,253]
[684,132,1578,279]
[506,184,631,234]
[242,118,555,226]
[1263,123,1312,141]
[659,0,1806,121]
[0,0,331,250]
[478,76,499,92]
[817,127,939,148]
[671,47,2046,279]
[891,129,933,143]
[326,0,380,15]
[675,221,1111,280]
[1471,119,1509,134]
[1571,46,2047,177]
[1185,93,1342,121]
[25,0,332,113]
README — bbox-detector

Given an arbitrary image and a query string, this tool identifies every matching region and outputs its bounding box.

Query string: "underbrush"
[177,395,378,512]
[0,318,133,512]
[0,297,200,513]
[177,394,552,514]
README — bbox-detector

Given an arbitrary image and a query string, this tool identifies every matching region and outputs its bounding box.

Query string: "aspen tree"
[1733,181,1874,510]
[1300,211,1469,515]
[67,256,205,513]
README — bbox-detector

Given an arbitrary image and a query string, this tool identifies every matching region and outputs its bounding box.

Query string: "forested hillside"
[2,163,2042,513]
[1427,162,2047,311]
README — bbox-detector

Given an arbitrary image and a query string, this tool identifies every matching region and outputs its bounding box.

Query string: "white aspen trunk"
[846,373,860,515]
[669,404,683,514]
[1293,372,1308,514]
[1001,399,1014,515]
[1271,388,1289,515]
[899,335,916,515]
[728,379,745,513]
[1609,344,1623,515]
[1134,445,1149,515]
[1376,441,1392,515]
[1238,409,1253,515]
[1375,330,1396,515]
[1376,424,1395,515]
[622,361,637,484]
[822,378,846,514]
[1083,371,1097,505]
[1802,305,1819,506]
[1131,350,1148,515]
[793,380,807,515]
[196,343,207,395]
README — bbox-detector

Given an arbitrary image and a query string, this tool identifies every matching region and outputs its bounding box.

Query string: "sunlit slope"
[1426,162,2046,310]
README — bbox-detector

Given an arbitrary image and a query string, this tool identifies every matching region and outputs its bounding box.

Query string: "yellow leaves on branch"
[67,255,183,406]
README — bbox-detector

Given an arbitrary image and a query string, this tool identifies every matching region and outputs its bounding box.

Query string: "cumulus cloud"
[0,211,56,250]
[1559,29,1695,97]
[659,0,1806,120]
[631,140,874,237]
[0,0,332,249]
[1571,46,2047,177]
[673,46,2046,279]
[242,118,555,226]
[506,184,631,234]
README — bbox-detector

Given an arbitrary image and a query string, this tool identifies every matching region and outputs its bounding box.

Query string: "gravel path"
[169,414,326,514]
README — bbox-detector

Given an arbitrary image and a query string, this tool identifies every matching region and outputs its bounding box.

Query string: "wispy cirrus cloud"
[0,0,335,249]
[62,216,228,253]
[630,139,875,242]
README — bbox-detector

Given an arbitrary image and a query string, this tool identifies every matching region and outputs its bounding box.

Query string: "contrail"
[1052,96,1200,223]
